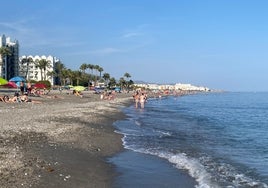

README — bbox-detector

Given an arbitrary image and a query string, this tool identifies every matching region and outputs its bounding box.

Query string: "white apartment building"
[19,55,59,85]
[174,83,210,91]
[134,83,210,91]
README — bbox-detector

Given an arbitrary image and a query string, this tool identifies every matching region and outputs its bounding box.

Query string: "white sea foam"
[149,149,268,188]
[156,151,219,188]
[119,131,268,187]
[231,173,268,188]
[155,130,171,137]
[123,145,218,188]
[134,120,141,126]
[115,128,141,136]
[167,154,217,188]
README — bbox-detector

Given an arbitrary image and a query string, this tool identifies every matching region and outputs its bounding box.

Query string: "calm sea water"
[112,92,268,188]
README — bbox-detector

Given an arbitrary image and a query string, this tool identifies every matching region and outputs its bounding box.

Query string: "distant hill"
[134,80,149,84]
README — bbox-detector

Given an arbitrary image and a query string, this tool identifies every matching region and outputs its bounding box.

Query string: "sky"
[1,0,268,91]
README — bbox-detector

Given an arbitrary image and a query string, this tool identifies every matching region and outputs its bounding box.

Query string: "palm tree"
[35,59,51,80]
[80,63,87,74]
[43,60,52,80]
[98,66,104,79]
[21,56,33,80]
[62,69,74,86]
[108,77,116,89]
[123,72,132,90]
[103,72,110,88]
[46,70,55,82]
[124,72,131,80]
[0,47,11,61]
[87,64,94,86]
[0,46,11,78]
[119,77,126,90]
[54,61,66,86]
[61,69,70,86]
[87,64,94,75]
[73,70,82,86]
[93,65,102,86]
[94,65,100,73]
[80,63,90,86]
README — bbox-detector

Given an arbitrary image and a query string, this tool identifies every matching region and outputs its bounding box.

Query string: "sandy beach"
[0,89,133,188]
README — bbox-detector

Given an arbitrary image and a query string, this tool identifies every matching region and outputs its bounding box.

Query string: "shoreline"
[0,89,198,187]
[0,90,132,188]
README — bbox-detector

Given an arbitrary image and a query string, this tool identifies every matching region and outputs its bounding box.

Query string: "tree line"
[20,57,134,90]
[0,46,134,89]
[53,61,134,90]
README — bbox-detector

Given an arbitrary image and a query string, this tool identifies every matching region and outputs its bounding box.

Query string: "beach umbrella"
[3,81,17,88]
[64,85,73,89]
[9,76,26,82]
[34,83,47,89]
[73,86,85,92]
[0,77,8,85]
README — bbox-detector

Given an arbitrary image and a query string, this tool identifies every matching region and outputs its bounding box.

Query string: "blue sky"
[1,0,268,91]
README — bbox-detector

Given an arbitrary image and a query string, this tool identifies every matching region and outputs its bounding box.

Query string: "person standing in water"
[139,93,146,109]
[133,91,140,108]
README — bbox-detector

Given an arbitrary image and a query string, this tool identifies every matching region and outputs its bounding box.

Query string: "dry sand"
[0,89,133,188]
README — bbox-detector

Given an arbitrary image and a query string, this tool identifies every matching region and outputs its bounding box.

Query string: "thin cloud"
[64,47,126,57]
[89,47,125,55]
[0,18,36,34]
[0,22,18,31]
[0,19,86,49]
[122,32,142,38]
[121,24,149,39]
[0,20,44,45]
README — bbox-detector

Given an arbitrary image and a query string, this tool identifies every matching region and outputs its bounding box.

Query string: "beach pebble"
[0,91,132,187]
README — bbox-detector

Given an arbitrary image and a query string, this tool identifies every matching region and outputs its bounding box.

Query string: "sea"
[109,92,268,188]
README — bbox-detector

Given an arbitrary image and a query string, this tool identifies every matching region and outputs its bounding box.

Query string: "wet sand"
[0,89,132,188]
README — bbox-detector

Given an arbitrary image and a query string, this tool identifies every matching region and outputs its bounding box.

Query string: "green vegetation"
[0,46,12,70]
[20,56,33,80]
[50,61,134,90]
[2,46,135,90]
[0,46,12,58]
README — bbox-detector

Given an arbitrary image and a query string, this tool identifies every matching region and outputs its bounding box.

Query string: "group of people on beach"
[133,90,147,109]
[0,91,41,103]
[19,81,50,96]
[100,90,116,100]
[0,81,51,103]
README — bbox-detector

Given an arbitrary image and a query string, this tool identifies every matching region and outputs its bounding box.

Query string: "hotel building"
[19,55,59,85]
[0,34,19,80]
